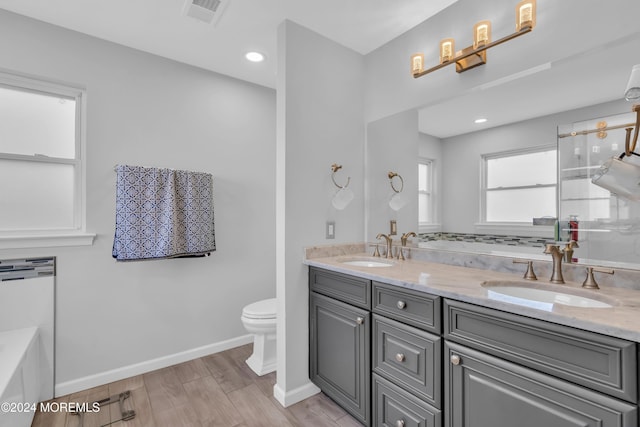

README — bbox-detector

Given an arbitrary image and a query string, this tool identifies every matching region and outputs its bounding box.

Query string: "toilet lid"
[242,298,277,319]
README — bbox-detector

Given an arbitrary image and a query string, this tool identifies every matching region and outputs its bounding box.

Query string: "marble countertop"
[304,252,640,343]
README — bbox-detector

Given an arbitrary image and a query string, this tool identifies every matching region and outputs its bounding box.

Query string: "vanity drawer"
[373,373,441,427]
[444,299,638,403]
[372,281,440,333]
[309,267,371,309]
[373,314,442,407]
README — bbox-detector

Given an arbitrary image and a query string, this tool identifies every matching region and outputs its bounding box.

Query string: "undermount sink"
[339,257,394,268]
[481,280,614,311]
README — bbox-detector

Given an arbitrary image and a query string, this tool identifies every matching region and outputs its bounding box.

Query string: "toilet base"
[245,333,276,376]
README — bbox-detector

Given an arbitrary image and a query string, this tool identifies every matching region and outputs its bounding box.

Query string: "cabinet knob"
[356,317,364,325]
[396,300,407,310]
[395,420,405,427]
[395,353,405,363]
[450,354,461,366]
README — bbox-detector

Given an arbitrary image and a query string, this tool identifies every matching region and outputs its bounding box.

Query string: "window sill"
[474,223,553,238]
[0,233,96,250]
[419,223,442,234]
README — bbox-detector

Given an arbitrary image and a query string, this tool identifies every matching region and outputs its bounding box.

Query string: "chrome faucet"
[376,233,393,259]
[544,243,565,284]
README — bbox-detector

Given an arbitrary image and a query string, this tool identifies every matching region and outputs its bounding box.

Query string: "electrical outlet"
[326,221,335,239]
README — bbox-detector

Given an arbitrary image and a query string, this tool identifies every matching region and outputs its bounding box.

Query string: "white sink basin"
[340,258,394,268]
[482,281,614,311]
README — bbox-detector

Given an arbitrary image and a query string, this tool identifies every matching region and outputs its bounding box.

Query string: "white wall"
[366,110,419,240]
[0,10,276,394]
[275,20,365,405]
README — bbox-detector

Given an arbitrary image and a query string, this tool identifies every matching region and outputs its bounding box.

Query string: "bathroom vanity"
[307,255,640,427]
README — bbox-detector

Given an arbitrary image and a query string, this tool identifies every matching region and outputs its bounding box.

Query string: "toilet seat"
[242,298,276,320]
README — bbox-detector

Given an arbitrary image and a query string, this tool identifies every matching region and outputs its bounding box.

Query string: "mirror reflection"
[366,29,640,270]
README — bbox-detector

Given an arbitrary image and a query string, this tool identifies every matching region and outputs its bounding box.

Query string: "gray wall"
[0,10,276,394]
[366,110,419,240]
[436,99,630,234]
[276,20,365,405]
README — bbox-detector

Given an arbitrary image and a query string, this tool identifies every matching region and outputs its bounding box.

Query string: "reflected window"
[419,158,435,226]
[482,147,557,223]
[0,73,86,234]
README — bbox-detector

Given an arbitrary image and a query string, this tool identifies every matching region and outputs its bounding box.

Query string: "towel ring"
[388,171,404,193]
[331,164,350,189]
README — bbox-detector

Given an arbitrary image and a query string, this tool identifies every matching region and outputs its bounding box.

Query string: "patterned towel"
[112,165,216,261]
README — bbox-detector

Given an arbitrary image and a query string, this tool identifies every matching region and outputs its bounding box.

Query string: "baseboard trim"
[55,334,253,397]
[273,381,321,408]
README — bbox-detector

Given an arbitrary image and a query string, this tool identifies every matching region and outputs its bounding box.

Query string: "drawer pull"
[395,420,405,427]
[396,300,407,310]
[356,317,364,325]
[395,353,406,363]
[451,354,461,366]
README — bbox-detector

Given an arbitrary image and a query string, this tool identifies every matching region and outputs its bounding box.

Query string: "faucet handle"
[582,267,614,289]
[513,259,538,280]
[372,244,381,257]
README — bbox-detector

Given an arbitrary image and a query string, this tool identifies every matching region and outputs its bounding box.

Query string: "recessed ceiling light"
[474,118,488,124]
[245,52,265,63]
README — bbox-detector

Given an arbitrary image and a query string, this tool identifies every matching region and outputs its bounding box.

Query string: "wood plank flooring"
[31,344,362,427]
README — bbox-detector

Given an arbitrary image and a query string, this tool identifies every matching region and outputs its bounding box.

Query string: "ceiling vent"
[183,0,230,25]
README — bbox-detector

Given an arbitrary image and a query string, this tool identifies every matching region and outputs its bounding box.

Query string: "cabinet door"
[310,292,370,426]
[445,342,638,427]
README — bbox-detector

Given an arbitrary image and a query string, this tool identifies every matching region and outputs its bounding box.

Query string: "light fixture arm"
[412,26,532,78]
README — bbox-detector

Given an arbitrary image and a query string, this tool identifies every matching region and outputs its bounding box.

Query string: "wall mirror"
[365,21,640,270]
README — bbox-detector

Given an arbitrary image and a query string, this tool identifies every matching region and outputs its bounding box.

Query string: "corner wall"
[275,20,365,406]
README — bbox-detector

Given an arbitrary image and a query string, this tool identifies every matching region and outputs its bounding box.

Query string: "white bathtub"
[0,327,40,427]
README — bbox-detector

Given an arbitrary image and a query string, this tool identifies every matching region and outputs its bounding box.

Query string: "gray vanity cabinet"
[445,341,637,427]
[309,268,371,426]
[444,299,639,427]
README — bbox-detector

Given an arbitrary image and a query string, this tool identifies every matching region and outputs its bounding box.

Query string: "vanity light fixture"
[410,0,536,78]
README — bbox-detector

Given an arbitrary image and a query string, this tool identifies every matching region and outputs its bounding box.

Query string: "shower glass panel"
[558,111,640,267]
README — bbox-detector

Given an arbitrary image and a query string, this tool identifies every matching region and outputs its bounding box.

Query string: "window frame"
[418,157,439,233]
[0,71,94,248]
[478,145,557,235]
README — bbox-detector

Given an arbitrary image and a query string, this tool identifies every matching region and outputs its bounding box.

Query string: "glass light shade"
[624,64,640,101]
[592,157,640,201]
[411,53,425,76]
[473,21,492,49]
[439,38,455,63]
[516,0,536,31]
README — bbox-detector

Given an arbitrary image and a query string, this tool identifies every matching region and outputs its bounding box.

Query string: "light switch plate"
[390,220,397,235]
[326,221,335,239]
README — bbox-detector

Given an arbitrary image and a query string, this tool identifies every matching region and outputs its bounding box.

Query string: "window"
[0,72,93,247]
[482,147,557,223]
[419,158,435,227]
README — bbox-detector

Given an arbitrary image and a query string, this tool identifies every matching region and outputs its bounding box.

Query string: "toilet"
[240,298,277,376]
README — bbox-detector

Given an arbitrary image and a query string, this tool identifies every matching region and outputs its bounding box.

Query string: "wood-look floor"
[32,344,362,427]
